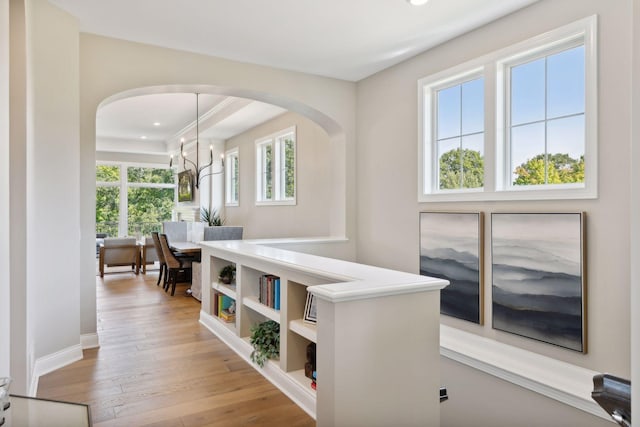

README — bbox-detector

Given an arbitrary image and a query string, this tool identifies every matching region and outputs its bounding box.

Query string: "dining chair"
[158,233,193,296]
[151,232,167,287]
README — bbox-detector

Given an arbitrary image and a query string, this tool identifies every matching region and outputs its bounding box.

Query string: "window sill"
[255,200,297,207]
[419,186,597,203]
[440,325,608,421]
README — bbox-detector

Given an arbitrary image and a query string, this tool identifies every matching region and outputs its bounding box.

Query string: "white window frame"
[420,67,485,197]
[255,126,297,206]
[225,147,239,206]
[418,15,597,202]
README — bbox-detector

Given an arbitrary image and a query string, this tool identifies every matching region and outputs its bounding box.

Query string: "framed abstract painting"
[420,212,484,324]
[491,212,587,352]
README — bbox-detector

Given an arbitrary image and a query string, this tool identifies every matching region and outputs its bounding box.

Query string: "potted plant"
[218,264,236,284]
[201,207,225,226]
[249,320,280,367]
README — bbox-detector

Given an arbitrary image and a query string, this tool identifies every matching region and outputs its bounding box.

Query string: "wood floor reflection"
[37,270,314,427]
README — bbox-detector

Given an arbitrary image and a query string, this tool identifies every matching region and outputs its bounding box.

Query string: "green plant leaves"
[249,320,280,367]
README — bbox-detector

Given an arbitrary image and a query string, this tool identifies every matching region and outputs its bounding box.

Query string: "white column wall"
[0,0,11,377]
[631,0,640,417]
[25,0,80,368]
[8,0,29,394]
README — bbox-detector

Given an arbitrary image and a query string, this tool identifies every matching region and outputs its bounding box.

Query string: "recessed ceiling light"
[407,0,429,5]
[153,122,161,126]
[141,136,147,139]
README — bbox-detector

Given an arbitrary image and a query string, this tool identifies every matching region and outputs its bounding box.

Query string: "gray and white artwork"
[491,213,586,352]
[420,212,482,324]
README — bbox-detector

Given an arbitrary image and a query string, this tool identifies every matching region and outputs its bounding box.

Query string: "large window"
[225,148,239,206]
[256,127,296,205]
[96,163,176,237]
[419,16,596,202]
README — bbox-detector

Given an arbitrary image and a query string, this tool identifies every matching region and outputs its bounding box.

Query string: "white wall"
[225,111,332,238]
[356,0,629,425]
[26,0,81,366]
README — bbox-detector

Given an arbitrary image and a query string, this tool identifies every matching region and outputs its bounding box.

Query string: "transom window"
[255,127,296,205]
[419,16,597,202]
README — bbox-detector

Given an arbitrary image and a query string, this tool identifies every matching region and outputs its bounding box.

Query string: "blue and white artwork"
[420,212,483,324]
[491,213,586,352]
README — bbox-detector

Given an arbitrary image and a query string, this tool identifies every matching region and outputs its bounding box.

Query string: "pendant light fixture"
[170,93,224,189]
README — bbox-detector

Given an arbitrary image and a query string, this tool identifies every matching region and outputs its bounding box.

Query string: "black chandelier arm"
[197,158,214,176]
[197,168,225,186]
[183,157,198,171]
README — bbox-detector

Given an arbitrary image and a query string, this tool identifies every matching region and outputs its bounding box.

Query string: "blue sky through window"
[436,77,484,189]
[509,45,585,183]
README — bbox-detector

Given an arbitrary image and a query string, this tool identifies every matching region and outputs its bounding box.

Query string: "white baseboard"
[29,344,83,396]
[81,333,99,349]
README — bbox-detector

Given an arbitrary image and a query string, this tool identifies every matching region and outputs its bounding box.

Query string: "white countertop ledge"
[200,240,448,303]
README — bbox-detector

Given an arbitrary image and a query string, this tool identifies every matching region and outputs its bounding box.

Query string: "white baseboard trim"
[440,325,613,422]
[81,333,100,349]
[29,344,83,396]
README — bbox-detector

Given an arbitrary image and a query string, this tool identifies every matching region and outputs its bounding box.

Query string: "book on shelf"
[258,274,281,311]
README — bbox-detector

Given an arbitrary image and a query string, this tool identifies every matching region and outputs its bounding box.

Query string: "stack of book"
[219,309,235,323]
[311,371,317,390]
[213,293,235,323]
[258,274,281,310]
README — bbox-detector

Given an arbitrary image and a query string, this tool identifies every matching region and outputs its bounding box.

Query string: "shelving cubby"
[211,290,237,333]
[209,257,237,299]
[238,265,281,338]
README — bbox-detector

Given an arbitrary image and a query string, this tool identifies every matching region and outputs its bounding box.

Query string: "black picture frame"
[303,292,317,324]
[178,170,194,202]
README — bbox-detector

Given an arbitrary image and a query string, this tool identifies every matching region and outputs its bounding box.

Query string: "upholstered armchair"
[162,221,188,242]
[99,237,140,277]
[141,236,159,274]
[203,226,243,241]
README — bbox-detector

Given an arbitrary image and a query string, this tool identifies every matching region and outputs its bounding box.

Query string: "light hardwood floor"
[37,268,314,427]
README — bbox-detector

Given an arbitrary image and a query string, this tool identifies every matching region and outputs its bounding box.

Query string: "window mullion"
[119,165,127,237]
[544,56,549,185]
[458,85,464,189]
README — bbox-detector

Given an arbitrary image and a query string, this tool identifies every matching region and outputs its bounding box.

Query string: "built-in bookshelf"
[198,240,447,427]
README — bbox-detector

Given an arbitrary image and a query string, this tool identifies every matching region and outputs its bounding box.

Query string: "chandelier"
[170,93,224,189]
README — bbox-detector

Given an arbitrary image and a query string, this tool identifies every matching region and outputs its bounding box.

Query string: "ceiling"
[51,0,539,154]
[96,93,286,154]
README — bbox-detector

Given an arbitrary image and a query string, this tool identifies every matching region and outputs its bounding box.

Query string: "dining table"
[170,241,202,258]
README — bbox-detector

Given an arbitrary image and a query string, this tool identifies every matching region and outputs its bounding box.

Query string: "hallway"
[37,270,314,426]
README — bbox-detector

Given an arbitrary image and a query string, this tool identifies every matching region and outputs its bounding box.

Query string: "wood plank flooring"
[37,269,314,427]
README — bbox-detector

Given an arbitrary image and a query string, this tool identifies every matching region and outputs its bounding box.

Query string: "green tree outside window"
[439,148,484,190]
